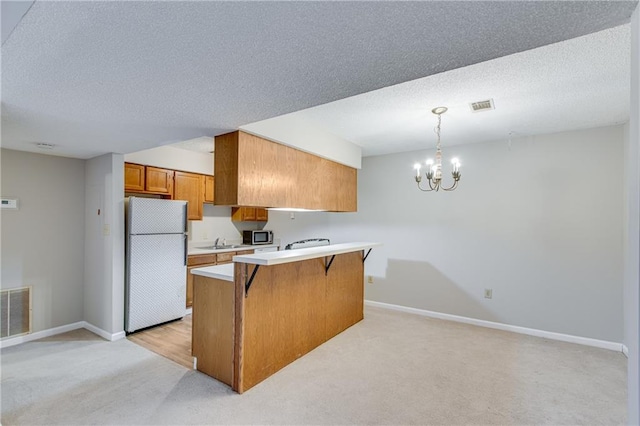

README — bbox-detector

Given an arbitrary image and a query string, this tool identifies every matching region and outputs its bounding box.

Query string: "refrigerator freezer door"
[126,233,187,332]
[128,197,187,235]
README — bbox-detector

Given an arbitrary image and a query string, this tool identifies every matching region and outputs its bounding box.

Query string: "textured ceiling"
[283,24,630,157]
[1,1,637,159]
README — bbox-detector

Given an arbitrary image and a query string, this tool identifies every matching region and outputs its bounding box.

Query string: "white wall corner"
[83,322,125,341]
[365,300,625,353]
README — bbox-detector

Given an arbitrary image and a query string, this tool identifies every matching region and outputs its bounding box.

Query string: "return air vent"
[1,287,32,339]
[470,99,495,112]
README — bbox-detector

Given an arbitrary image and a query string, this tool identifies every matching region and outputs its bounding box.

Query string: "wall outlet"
[484,288,493,299]
[103,223,110,236]
[367,275,374,284]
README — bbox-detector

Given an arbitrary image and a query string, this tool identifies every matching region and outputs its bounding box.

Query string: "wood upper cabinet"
[146,166,174,194]
[124,163,173,195]
[124,163,213,219]
[174,171,204,221]
[232,207,255,222]
[231,207,268,222]
[124,163,145,192]
[256,208,268,221]
[214,131,357,212]
[204,175,215,203]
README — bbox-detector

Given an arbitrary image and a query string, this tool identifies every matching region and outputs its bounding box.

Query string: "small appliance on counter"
[243,229,274,245]
[125,197,187,333]
[285,238,330,250]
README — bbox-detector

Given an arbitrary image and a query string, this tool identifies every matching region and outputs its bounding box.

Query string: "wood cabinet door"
[232,207,256,222]
[175,171,204,220]
[204,175,215,203]
[243,207,256,221]
[187,254,217,308]
[186,266,196,308]
[216,252,234,264]
[256,208,268,221]
[146,167,174,194]
[124,163,145,192]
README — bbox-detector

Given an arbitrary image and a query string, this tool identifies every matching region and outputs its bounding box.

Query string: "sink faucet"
[214,237,220,247]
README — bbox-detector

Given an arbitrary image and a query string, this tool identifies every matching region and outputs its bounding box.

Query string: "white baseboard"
[82,322,126,342]
[365,300,625,353]
[623,344,629,357]
[0,321,85,349]
[1,321,125,349]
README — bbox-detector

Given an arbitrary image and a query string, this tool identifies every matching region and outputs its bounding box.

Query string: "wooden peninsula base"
[191,242,380,393]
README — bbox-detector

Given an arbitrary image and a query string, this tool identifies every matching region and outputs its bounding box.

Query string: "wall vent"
[1,287,32,339]
[470,99,495,112]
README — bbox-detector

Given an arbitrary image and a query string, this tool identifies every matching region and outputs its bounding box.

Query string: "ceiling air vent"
[469,99,495,112]
[35,143,55,150]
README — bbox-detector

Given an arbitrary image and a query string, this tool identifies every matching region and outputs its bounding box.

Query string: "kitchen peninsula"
[191,242,381,393]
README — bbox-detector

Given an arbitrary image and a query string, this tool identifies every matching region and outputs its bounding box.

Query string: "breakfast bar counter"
[190,242,381,393]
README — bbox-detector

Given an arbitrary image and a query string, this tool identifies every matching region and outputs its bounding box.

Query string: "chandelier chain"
[434,112,442,152]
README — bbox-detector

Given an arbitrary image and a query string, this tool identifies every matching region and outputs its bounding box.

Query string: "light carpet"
[1,306,627,425]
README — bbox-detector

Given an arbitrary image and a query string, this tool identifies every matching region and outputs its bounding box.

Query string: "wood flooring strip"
[127,315,193,369]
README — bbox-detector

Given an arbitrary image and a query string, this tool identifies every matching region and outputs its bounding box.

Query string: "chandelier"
[414,107,461,192]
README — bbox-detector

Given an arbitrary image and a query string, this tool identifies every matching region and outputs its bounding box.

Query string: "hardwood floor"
[127,314,193,369]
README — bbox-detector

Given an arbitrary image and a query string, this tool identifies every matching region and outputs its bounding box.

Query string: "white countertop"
[188,243,279,255]
[233,242,382,266]
[190,263,234,281]
[190,242,381,281]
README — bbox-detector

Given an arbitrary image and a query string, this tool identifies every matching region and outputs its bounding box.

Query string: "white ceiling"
[1,1,637,160]
[279,24,631,157]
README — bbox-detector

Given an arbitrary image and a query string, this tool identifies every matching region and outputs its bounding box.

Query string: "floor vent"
[1,287,32,339]
[470,99,495,112]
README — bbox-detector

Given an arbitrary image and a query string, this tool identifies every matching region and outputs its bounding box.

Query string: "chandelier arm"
[429,177,442,192]
[416,179,436,192]
[441,180,459,191]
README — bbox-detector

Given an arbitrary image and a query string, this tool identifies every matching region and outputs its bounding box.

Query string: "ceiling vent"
[469,99,495,112]
[35,143,55,149]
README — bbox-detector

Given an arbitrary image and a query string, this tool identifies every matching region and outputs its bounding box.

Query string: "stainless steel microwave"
[243,230,273,245]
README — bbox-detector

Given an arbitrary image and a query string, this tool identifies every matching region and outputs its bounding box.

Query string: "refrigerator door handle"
[183,203,188,233]
[183,203,188,266]
[183,235,188,266]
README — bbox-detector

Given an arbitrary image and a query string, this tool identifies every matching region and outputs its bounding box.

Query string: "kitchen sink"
[197,244,247,250]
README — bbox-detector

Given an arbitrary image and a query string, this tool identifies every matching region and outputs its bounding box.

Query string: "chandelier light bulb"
[451,158,460,172]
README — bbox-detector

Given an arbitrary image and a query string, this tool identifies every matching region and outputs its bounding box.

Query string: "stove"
[284,238,330,250]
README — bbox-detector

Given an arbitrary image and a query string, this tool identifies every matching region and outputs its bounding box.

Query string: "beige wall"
[330,125,625,342]
[0,149,85,332]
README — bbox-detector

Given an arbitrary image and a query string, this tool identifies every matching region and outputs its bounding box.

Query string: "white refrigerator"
[125,197,188,333]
